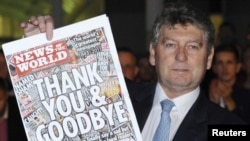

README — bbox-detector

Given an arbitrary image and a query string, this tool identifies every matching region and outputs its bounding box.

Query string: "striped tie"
[153,99,174,141]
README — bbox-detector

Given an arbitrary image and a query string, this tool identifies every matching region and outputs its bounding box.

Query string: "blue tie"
[153,99,175,141]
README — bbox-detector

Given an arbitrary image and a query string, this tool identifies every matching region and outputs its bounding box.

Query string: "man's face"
[149,24,213,97]
[118,52,139,81]
[213,51,241,82]
[138,57,155,81]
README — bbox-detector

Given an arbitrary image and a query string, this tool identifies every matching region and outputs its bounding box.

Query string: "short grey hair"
[150,2,215,52]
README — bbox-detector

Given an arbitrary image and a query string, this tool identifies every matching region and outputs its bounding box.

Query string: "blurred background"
[1,0,250,54]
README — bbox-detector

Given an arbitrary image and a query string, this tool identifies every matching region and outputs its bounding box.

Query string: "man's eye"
[165,43,175,48]
[188,45,198,49]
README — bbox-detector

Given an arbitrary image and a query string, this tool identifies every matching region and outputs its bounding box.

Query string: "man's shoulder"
[125,78,156,100]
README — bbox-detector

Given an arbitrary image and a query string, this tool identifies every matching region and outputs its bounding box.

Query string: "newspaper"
[2,14,142,141]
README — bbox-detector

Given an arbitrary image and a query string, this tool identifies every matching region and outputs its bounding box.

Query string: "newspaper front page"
[2,14,142,141]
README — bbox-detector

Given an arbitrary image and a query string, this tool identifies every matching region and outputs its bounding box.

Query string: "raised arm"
[20,15,54,40]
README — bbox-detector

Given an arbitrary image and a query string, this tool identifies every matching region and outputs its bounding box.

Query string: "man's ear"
[207,46,214,70]
[149,43,156,66]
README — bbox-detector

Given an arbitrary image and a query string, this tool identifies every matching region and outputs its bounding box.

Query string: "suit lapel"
[128,82,156,131]
[173,91,208,141]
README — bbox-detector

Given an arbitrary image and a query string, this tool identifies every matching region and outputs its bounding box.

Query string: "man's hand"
[209,79,236,111]
[20,15,54,40]
[209,79,220,104]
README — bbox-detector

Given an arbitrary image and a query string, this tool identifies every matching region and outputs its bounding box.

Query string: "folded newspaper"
[2,14,142,141]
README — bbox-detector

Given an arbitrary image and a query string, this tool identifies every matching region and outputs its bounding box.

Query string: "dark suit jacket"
[8,97,27,141]
[230,85,250,124]
[126,80,246,141]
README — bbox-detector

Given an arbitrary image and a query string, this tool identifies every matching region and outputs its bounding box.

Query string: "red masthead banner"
[12,40,70,77]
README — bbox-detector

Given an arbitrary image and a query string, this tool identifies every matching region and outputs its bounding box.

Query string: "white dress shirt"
[142,83,199,141]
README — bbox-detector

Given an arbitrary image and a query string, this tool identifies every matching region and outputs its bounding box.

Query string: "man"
[21,2,245,141]
[209,44,250,123]
[117,47,139,81]
[242,46,250,90]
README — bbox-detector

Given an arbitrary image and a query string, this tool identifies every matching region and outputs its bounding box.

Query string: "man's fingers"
[37,16,47,33]
[20,22,28,29]
[44,15,54,40]
[21,15,54,40]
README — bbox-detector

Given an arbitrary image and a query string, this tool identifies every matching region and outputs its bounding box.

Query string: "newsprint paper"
[2,14,142,141]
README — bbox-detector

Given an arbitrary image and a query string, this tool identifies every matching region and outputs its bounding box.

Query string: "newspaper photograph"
[2,14,142,141]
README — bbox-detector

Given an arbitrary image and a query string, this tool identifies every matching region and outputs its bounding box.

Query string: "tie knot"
[161,99,174,112]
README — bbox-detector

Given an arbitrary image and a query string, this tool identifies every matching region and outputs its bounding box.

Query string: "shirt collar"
[153,82,200,118]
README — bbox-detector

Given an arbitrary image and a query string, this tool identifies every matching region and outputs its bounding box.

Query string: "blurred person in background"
[209,44,250,123]
[241,46,250,90]
[136,52,156,83]
[215,22,239,47]
[215,22,243,58]
[117,47,139,81]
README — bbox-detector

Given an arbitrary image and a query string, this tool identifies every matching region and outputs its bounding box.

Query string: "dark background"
[105,0,250,54]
